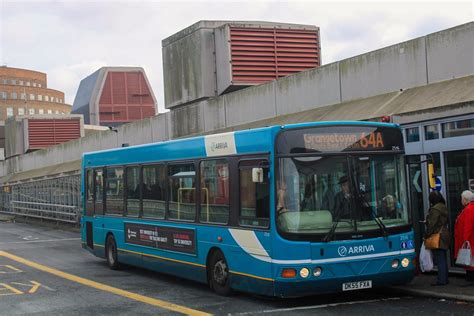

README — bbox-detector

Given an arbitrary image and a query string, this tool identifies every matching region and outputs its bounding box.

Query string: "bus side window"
[125,166,141,217]
[105,167,124,216]
[142,165,166,219]
[239,160,269,228]
[94,169,104,215]
[200,159,229,224]
[85,169,94,216]
[168,164,196,221]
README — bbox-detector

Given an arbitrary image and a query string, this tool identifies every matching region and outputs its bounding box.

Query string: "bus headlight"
[391,259,399,269]
[401,258,410,268]
[300,268,310,278]
[313,267,322,277]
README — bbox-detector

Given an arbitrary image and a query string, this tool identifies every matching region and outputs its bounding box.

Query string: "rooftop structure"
[162,20,320,109]
[72,67,157,127]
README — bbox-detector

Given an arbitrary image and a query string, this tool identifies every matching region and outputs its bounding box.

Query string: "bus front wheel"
[106,234,121,270]
[209,250,232,296]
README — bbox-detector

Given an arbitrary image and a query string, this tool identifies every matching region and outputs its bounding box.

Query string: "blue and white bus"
[81,121,415,297]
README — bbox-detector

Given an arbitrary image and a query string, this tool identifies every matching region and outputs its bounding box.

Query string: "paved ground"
[0,221,473,315]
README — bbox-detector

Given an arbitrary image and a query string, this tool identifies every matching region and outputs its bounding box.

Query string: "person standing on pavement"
[454,190,474,285]
[424,191,450,286]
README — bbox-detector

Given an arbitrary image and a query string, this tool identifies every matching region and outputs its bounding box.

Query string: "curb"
[390,286,474,303]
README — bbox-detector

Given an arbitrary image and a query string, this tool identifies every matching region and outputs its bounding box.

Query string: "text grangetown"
[303,132,385,152]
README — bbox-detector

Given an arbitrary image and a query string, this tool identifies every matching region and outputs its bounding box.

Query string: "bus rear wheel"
[209,250,232,296]
[106,234,121,270]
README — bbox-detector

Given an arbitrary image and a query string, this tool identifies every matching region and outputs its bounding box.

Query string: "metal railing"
[0,174,81,224]
[9,201,79,223]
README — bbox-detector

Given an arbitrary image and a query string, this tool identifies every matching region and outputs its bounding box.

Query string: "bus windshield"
[277,154,409,239]
[275,125,409,240]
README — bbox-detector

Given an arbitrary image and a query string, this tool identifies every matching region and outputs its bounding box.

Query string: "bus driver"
[333,175,352,219]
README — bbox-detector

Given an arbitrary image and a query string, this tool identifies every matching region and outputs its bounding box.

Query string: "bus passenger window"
[200,160,229,224]
[239,160,269,227]
[142,165,166,219]
[85,169,94,216]
[105,167,124,216]
[94,169,104,215]
[125,166,140,217]
[168,164,196,221]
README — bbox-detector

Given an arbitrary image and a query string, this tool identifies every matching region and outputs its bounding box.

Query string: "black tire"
[208,250,232,296]
[105,234,121,270]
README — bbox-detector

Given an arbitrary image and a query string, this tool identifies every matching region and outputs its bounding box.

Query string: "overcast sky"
[1,0,472,113]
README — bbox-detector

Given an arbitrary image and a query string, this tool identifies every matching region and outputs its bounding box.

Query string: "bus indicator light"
[281,268,296,278]
[217,236,223,242]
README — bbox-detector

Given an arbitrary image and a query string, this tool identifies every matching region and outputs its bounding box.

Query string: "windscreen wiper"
[372,214,388,237]
[324,216,354,242]
[323,218,341,242]
[351,166,388,238]
[354,189,389,238]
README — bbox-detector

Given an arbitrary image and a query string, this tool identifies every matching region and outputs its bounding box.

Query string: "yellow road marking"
[0,264,23,273]
[0,283,23,295]
[27,281,41,294]
[0,251,211,316]
[11,281,53,294]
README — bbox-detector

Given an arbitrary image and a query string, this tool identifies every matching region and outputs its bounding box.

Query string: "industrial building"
[72,67,157,127]
[0,21,472,262]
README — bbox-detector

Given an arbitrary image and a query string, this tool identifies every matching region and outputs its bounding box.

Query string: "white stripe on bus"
[227,229,416,265]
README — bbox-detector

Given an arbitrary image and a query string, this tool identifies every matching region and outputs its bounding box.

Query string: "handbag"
[456,241,474,267]
[425,231,441,250]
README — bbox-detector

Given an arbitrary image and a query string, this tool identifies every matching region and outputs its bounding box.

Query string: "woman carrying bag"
[424,191,450,286]
[454,190,474,285]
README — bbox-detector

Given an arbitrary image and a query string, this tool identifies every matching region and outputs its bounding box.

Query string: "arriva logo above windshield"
[337,245,375,257]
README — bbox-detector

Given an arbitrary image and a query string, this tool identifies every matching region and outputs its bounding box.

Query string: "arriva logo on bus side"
[337,245,375,257]
[204,132,237,157]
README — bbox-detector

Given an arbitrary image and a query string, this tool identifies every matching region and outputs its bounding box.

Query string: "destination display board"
[125,223,196,254]
[277,125,404,154]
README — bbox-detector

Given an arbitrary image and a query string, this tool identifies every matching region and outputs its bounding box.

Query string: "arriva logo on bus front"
[337,245,375,257]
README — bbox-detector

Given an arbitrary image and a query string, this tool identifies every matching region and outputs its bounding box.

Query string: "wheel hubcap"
[213,260,228,285]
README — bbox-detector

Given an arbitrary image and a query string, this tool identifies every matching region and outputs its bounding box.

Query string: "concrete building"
[162,21,320,109]
[0,22,473,259]
[0,66,72,160]
[72,67,158,127]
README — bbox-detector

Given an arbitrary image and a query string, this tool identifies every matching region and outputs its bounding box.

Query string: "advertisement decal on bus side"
[125,223,196,254]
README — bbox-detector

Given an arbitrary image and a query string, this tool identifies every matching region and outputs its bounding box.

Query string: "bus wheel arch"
[105,232,121,270]
[206,248,232,296]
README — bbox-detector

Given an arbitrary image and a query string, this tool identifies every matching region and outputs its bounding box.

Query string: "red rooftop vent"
[28,118,81,150]
[230,27,320,84]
